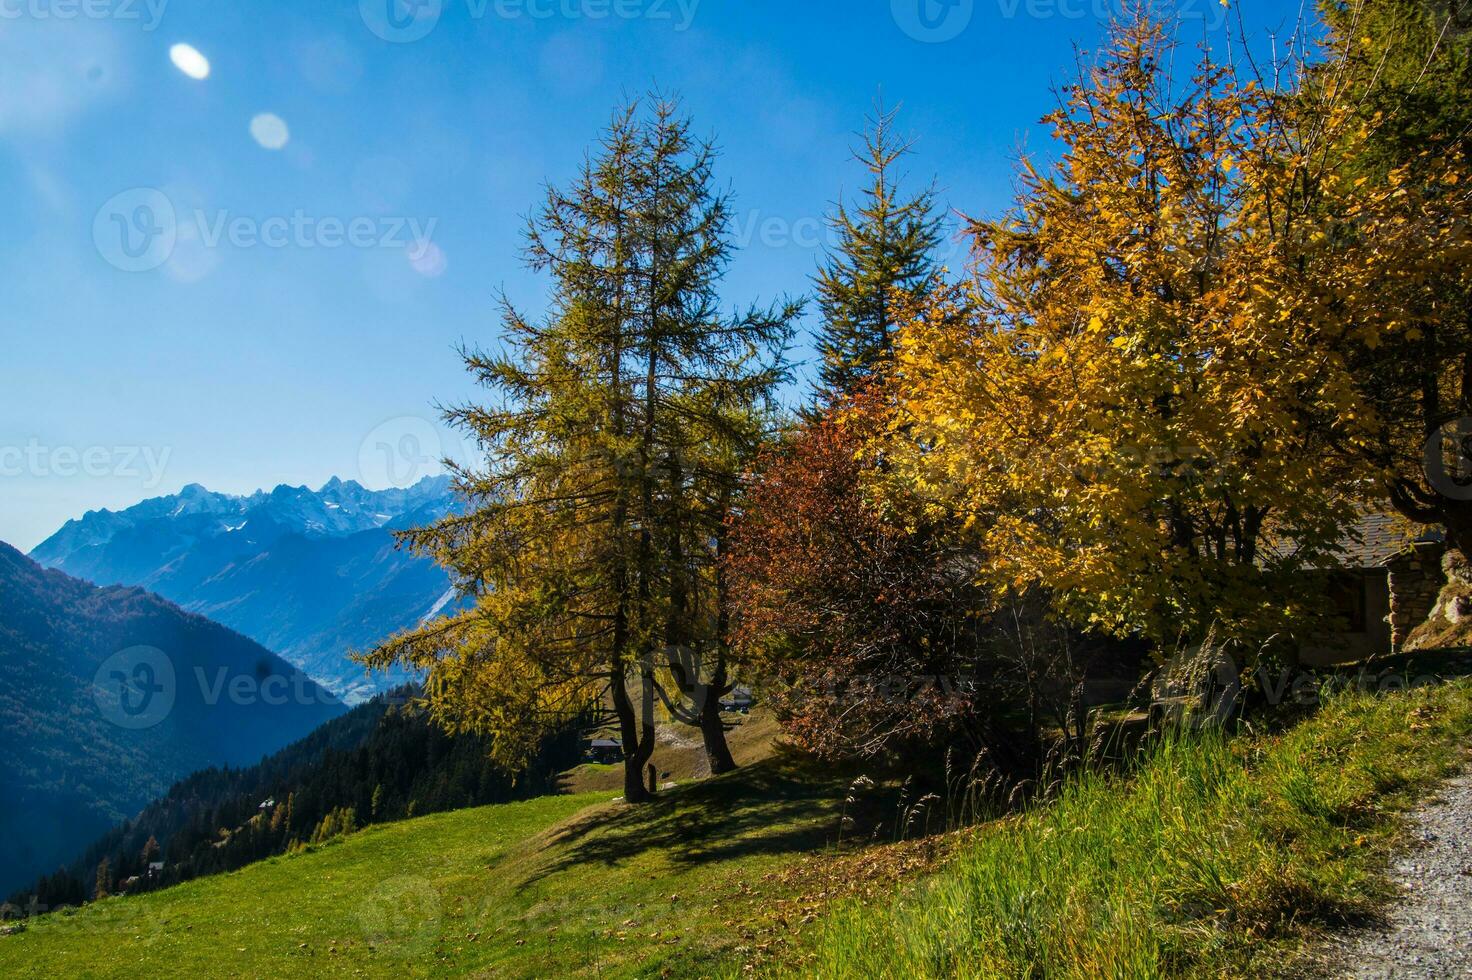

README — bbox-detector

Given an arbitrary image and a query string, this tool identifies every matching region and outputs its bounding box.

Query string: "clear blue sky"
[0,0,1313,551]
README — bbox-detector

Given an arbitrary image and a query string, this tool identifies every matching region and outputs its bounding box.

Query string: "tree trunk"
[702,490,738,776]
[623,755,653,804]
[699,683,737,775]
[611,664,654,804]
[1445,503,1472,565]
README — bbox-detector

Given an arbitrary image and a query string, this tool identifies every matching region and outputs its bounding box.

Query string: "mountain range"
[29,476,459,701]
[0,542,345,897]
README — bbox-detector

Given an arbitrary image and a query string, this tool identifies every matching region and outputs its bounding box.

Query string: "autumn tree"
[363,97,795,799]
[883,18,1371,652]
[726,392,1002,759]
[1312,0,1472,557]
[813,103,943,405]
[1316,0,1471,173]
[362,105,652,799]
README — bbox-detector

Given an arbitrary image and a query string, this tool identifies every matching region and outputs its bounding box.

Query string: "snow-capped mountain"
[30,477,460,702]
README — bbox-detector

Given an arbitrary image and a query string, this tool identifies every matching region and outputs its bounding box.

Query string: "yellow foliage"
[876,18,1441,647]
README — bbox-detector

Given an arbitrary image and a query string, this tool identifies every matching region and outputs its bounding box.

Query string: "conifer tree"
[633,99,798,775]
[364,96,796,799]
[813,103,942,405]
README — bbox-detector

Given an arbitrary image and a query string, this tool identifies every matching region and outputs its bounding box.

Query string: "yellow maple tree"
[880,17,1402,650]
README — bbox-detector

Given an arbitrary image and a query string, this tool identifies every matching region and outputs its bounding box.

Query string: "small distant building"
[720,687,755,712]
[586,738,623,764]
[258,797,276,810]
[147,861,165,877]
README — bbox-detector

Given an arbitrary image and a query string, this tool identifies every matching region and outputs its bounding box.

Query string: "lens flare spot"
[408,241,447,278]
[169,43,210,80]
[250,113,290,150]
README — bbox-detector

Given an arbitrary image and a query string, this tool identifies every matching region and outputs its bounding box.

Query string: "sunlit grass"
[788,680,1472,978]
[0,754,873,978]
[4,683,1467,979]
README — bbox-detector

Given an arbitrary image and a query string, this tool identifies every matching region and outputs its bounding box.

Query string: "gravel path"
[1327,765,1472,978]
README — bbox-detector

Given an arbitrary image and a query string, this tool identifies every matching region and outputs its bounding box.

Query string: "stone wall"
[1405,550,1472,651]
[1389,543,1449,651]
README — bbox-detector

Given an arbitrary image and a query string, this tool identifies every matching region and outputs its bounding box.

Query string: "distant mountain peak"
[34,476,454,556]
[26,476,459,702]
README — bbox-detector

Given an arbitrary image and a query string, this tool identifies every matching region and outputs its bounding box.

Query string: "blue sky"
[0,0,1313,551]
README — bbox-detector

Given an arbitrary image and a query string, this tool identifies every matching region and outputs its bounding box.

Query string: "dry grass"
[556,707,782,794]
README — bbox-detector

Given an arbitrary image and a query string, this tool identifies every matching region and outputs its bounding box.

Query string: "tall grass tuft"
[791,680,1472,978]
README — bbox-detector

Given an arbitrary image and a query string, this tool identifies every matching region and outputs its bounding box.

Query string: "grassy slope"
[557,709,782,795]
[792,680,1472,978]
[6,683,1472,979]
[0,746,925,979]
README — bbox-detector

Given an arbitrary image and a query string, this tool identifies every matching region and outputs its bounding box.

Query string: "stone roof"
[1340,512,1442,568]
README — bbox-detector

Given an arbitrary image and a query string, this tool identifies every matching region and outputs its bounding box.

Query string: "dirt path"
[1325,766,1472,978]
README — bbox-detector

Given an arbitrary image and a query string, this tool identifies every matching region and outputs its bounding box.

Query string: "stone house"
[1302,514,1446,664]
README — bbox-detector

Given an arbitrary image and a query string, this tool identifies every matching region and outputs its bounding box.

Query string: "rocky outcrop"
[1406,549,1472,651]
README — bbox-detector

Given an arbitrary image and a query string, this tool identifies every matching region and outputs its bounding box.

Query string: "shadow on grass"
[1338,647,1472,682]
[524,748,860,883]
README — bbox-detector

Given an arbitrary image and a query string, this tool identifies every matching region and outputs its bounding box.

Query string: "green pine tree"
[814,102,943,405]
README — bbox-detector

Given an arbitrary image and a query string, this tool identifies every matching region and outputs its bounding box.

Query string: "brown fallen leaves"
[705,830,967,974]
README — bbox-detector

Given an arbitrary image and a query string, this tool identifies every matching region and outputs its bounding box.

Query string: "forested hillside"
[11,688,581,912]
[0,542,343,896]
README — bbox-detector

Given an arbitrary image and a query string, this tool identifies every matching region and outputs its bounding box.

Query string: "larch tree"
[813,102,943,406]
[362,97,795,799]
[630,98,799,775]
